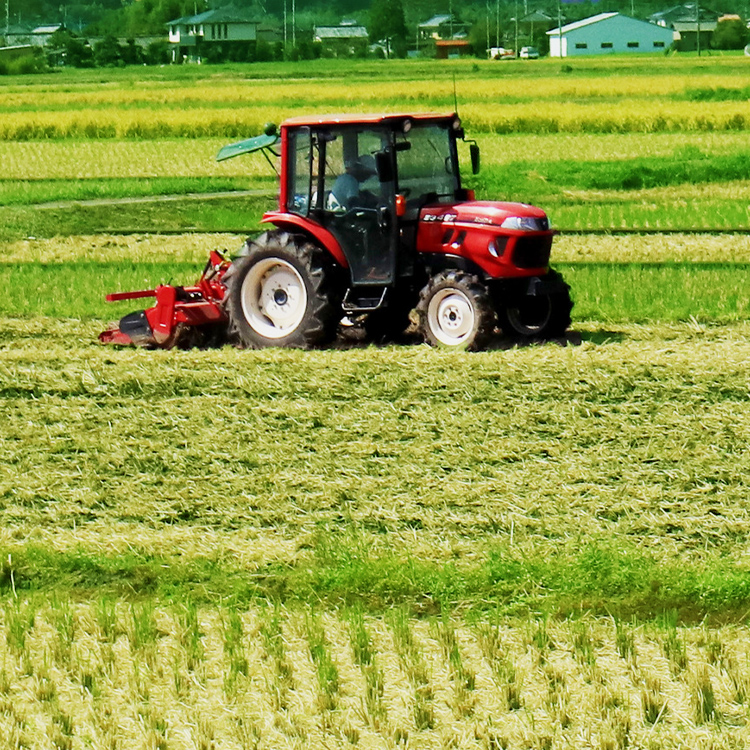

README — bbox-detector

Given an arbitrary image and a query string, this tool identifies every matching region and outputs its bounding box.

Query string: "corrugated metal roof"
[547,12,618,35]
[314,25,368,39]
[419,14,453,28]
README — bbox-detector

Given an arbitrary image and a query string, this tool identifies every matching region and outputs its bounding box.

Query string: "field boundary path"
[26,191,750,236]
[31,189,275,211]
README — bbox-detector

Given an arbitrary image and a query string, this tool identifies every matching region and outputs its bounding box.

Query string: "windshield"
[395,123,458,205]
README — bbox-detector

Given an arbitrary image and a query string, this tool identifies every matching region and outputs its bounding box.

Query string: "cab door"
[316,126,398,286]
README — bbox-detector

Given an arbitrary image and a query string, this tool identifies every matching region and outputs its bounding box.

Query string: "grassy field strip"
[4,134,750,183]
[549,200,750,232]
[0,195,270,242]
[2,100,750,139]
[3,233,750,322]
[6,233,749,265]
[0,179,274,207]
[0,140,274,180]
[1,261,750,321]
[2,233,245,263]
[1,69,749,108]
[0,602,748,749]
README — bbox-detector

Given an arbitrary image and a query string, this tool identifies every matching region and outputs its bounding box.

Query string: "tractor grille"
[511,235,553,269]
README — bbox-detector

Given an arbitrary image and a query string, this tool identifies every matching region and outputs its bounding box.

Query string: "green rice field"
[2,56,750,749]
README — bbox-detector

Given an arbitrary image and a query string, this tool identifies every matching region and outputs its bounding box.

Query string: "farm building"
[547,12,674,57]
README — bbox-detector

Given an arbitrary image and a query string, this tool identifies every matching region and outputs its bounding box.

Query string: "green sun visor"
[216,133,281,162]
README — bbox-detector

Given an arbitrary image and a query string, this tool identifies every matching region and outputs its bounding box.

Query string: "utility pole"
[486,0,490,56]
[497,0,501,48]
[283,0,287,49]
[557,0,563,58]
[696,2,701,56]
[292,0,295,46]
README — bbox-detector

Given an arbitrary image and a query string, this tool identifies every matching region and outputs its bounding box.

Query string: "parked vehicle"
[519,46,540,59]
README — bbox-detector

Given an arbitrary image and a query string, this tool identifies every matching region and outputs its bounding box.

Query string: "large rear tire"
[224,231,341,349]
[416,270,495,351]
[497,269,573,339]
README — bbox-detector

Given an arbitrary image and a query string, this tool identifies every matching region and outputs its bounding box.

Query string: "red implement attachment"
[99,250,231,348]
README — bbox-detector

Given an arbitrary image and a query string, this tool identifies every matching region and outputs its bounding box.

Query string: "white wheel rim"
[428,288,475,346]
[240,258,308,339]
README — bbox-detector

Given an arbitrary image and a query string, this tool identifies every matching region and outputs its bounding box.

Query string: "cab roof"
[280,112,456,128]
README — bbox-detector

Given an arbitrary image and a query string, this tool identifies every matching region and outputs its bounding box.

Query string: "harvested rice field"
[4,55,750,749]
[1,602,749,750]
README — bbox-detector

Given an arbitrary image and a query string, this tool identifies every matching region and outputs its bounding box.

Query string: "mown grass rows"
[1,600,749,750]
[3,319,750,617]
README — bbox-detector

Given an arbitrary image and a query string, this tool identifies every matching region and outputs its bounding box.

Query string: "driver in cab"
[329,155,378,211]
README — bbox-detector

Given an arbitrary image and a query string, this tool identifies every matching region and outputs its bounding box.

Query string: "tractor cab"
[277,113,471,298]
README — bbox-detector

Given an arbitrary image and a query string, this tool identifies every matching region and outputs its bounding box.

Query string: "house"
[30,24,65,47]
[418,14,468,42]
[314,22,368,57]
[649,4,719,50]
[547,12,674,57]
[2,24,34,46]
[167,7,267,62]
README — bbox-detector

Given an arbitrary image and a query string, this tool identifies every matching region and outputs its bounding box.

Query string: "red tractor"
[100,112,572,351]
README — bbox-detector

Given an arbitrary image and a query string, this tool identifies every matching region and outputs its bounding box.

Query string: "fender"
[261,211,349,269]
[417,252,489,281]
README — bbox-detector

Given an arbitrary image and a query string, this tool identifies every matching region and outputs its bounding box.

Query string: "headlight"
[500,216,548,231]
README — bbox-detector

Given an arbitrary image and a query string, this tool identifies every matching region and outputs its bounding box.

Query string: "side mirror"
[375,151,393,183]
[470,143,480,175]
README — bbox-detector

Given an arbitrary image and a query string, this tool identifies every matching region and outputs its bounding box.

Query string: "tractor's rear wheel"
[497,269,573,339]
[224,231,341,349]
[416,270,495,351]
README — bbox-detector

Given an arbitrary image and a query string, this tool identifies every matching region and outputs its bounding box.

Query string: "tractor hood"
[419,200,550,231]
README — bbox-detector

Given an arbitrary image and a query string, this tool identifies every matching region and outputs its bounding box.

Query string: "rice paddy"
[2,602,750,750]
[3,55,750,748]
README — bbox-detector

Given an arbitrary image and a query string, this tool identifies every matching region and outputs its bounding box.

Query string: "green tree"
[368,0,408,57]
[48,29,95,68]
[93,34,123,66]
[711,18,748,50]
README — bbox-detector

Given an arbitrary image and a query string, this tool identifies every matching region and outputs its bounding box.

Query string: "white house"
[167,8,261,60]
[547,12,674,57]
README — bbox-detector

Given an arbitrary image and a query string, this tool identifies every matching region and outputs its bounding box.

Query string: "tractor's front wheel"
[497,269,573,339]
[416,270,495,351]
[224,231,341,349]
